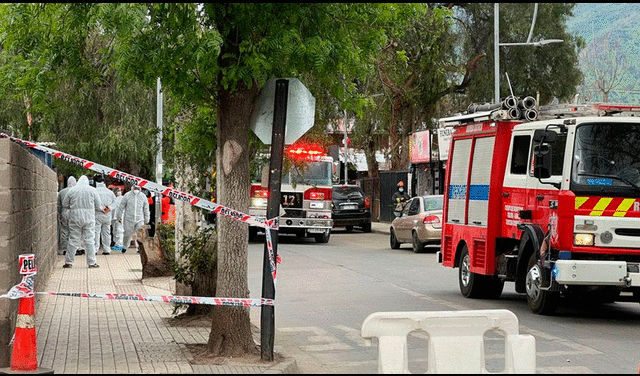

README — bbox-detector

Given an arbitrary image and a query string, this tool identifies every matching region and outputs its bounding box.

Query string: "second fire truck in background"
[249,144,334,243]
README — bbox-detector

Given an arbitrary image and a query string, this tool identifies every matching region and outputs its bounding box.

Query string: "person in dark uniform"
[392,181,410,217]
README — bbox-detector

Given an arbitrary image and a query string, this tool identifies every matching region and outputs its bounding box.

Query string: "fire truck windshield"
[571,122,640,194]
[283,161,332,187]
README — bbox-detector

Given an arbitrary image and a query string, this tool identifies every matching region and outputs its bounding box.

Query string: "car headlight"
[574,233,594,246]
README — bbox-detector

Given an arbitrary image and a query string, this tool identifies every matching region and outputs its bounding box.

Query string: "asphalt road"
[247,227,640,374]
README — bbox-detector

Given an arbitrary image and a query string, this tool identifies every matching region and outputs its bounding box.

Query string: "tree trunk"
[207,81,260,357]
[174,159,200,296]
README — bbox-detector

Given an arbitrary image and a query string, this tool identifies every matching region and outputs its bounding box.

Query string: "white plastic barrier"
[361,309,535,374]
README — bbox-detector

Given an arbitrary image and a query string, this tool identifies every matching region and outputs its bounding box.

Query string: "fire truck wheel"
[458,245,484,298]
[314,230,330,243]
[412,232,425,253]
[390,229,401,249]
[525,253,559,315]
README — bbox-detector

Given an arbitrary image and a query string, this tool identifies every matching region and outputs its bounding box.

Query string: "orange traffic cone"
[10,294,38,371]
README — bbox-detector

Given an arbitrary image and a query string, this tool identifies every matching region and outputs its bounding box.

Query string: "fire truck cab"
[438,105,640,314]
[249,145,334,243]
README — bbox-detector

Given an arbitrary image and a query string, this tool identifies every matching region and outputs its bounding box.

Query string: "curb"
[263,357,299,374]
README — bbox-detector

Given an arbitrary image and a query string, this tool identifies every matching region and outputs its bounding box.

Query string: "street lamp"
[494,3,564,104]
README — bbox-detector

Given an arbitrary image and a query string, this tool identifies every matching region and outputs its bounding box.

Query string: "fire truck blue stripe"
[469,185,489,201]
[448,185,489,200]
[448,185,466,200]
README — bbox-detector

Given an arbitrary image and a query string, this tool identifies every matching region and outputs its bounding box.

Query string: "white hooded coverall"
[111,188,124,249]
[57,176,77,255]
[63,175,104,266]
[117,186,150,252]
[94,181,116,254]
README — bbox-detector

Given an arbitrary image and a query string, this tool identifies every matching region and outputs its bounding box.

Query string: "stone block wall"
[0,138,58,367]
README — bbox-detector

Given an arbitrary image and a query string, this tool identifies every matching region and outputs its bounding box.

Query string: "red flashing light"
[250,184,269,198]
[286,143,325,159]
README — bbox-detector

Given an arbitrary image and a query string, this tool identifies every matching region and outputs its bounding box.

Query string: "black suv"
[331,185,372,233]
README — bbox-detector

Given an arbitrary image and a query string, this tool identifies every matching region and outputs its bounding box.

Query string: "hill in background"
[566,3,640,104]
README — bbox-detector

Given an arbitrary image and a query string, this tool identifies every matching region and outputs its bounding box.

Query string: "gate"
[379,171,409,223]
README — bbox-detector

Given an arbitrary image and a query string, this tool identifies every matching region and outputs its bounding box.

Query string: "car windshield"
[333,187,363,200]
[283,161,333,186]
[423,196,443,211]
[571,122,640,194]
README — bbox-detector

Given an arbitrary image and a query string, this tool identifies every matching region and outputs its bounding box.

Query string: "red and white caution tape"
[37,292,274,307]
[0,133,281,283]
[0,274,35,299]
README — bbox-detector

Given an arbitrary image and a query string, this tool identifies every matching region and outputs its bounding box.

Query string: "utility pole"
[261,79,288,361]
[155,77,163,226]
[343,110,348,183]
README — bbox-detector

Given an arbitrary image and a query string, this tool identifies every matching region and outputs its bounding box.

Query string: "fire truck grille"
[615,229,640,237]
[283,208,304,218]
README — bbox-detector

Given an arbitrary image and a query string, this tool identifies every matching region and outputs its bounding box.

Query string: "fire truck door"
[503,134,533,236]
[527,132,566,224]
[447,138,472,225]
[467,136,495,227]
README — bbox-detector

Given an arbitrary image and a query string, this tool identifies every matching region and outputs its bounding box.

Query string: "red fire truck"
[438,103,640,314]
[249,143,334,243]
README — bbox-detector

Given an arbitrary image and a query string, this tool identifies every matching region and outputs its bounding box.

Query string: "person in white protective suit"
[94,179,116,255]
[110,187,125,252]
[57,176,77,255]
[62,175,107,268]
[116,184,150,253]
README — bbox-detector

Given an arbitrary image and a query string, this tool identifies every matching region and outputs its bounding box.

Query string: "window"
[408,199,420,216]
[510,136,530,175]
[550,133,567,176]
[423,196,443,211]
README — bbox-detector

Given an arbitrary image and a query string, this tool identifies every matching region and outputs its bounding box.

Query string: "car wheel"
[314,230,330,243]
[345,225,354,232]
[390,229,401,249]
[412,231,424,253]
[361,223,371,233]
[525,252,559,315]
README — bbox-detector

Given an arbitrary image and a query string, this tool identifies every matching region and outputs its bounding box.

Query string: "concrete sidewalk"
[369,220,390,236]
[33,251,298,374]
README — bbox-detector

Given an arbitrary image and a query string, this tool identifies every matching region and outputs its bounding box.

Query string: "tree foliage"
[448,3,583,106]
[0,3,161,180]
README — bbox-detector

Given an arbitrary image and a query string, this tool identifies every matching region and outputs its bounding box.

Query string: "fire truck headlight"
[251,197,268,208]
[574,233,594,246]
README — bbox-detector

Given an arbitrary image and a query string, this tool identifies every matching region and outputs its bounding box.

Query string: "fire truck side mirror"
[533,144,552,179]
[533,129,558,143]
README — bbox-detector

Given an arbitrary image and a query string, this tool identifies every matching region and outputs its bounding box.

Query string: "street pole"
[494,3,562,106]
[343,110,348,184]
[155,77,163,226]
[494,3,500,105]
[261,79,288,361]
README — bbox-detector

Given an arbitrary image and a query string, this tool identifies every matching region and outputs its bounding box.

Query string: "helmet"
[397,181,404,187]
